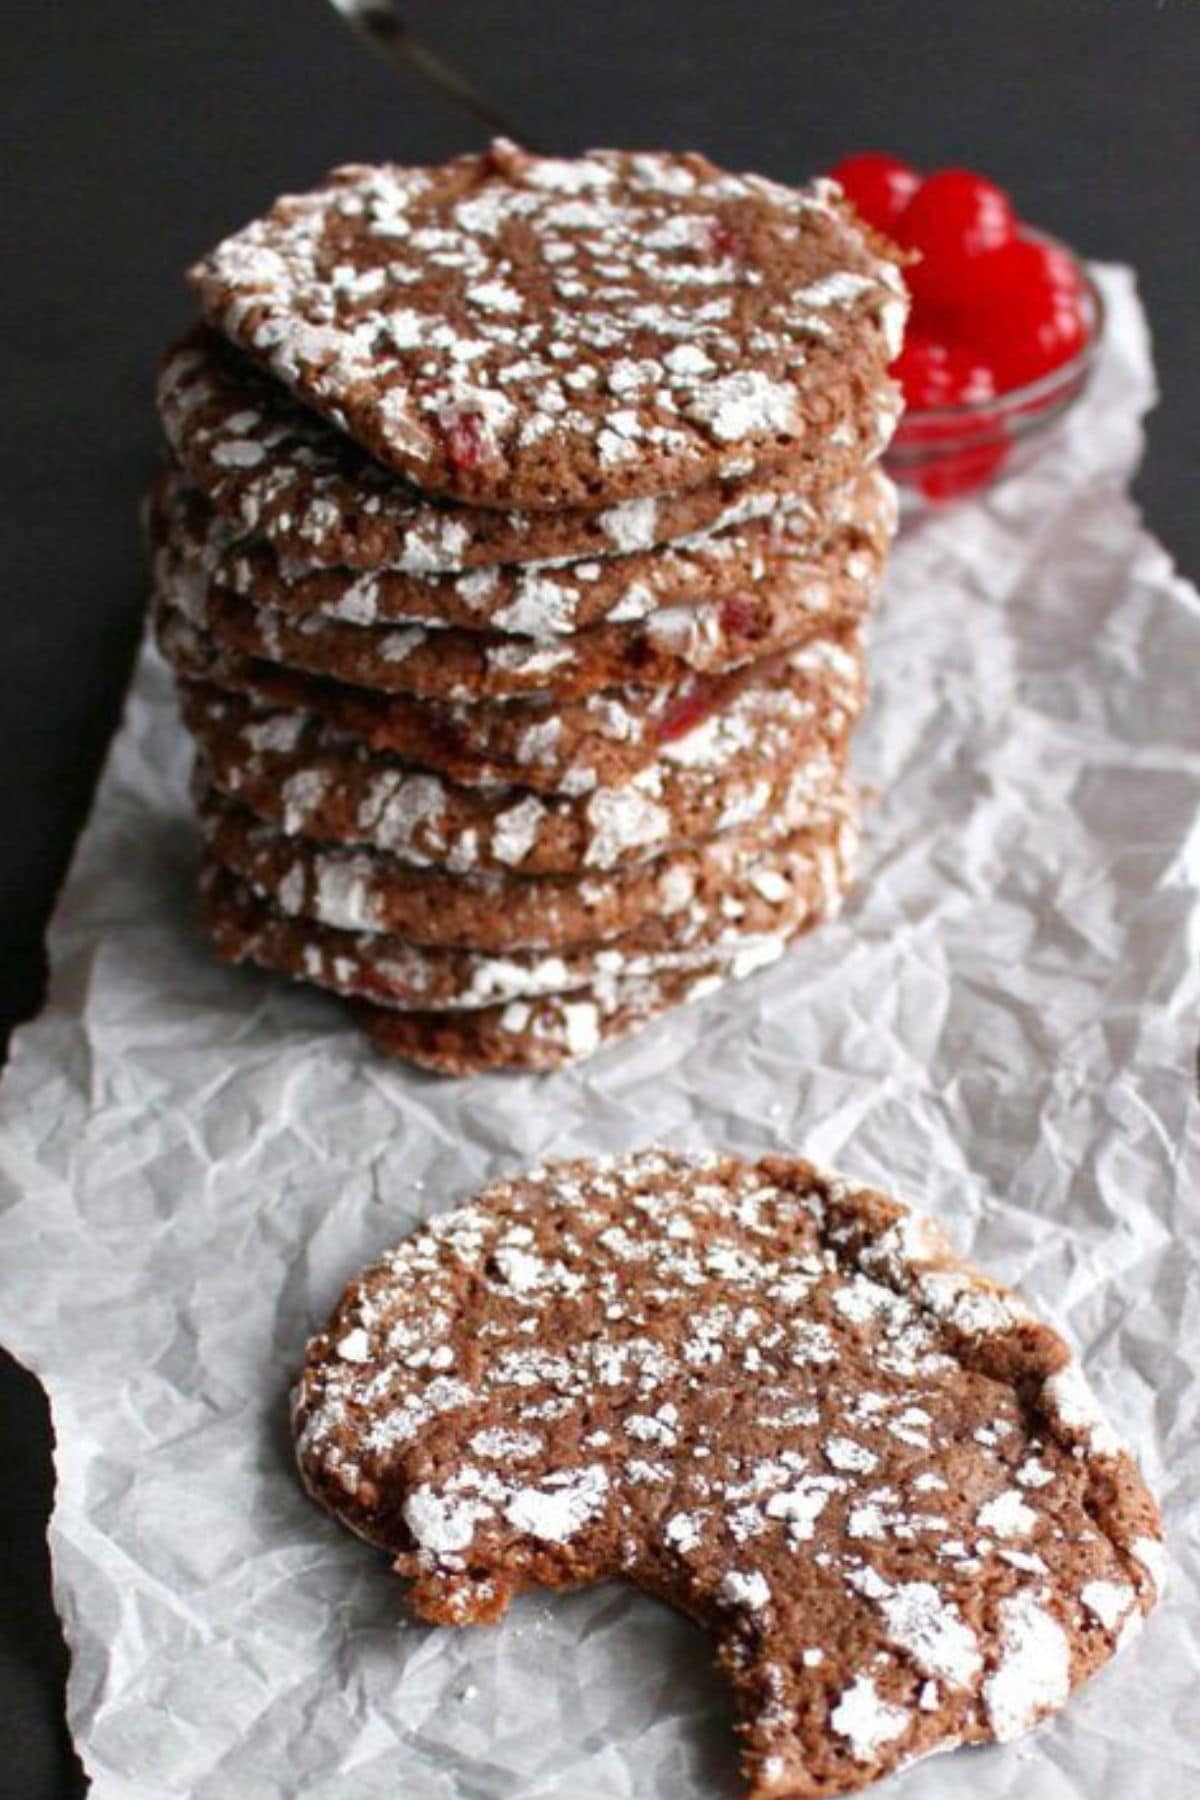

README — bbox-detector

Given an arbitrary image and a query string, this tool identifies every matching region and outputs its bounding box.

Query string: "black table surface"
[3,4,1197,1793]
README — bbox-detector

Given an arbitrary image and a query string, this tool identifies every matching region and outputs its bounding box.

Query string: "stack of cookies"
[149,142,908,1073]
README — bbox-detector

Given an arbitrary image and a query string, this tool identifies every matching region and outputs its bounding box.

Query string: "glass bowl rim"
[895,230,1104,428]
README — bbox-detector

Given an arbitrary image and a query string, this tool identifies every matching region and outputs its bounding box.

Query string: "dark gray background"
[2,3,1197,1794]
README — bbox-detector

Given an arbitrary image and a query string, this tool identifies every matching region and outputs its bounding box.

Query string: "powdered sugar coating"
[295,1151,1162,1793]
[831,1676,909,1763]
[151,499,883,707]
[191,143,907,510]
[181,639,860,883]
[151,462,896,639]
[158,587,860,798]
[201,800,856,1012]
[197,770,857,953]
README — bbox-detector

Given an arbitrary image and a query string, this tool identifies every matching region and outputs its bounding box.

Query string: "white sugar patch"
[335,1328,371,1363]
[830,1675,909,1763]
[983,1590,1071,1741]
[719,1569,771,1612]
[765,1476,841,1542]
[681,371,798,444]
[976,1490,1040,1539]
[583,785,671,867]
[1080,1580,1135,1633]
[490,796,545,867]
[597,497,659,552]
[503,1466,609,1542]
[663,1512,703,1555]
[1044,1362,1127,1459]
[877,1581,982,1688]
[404,1487,492,1558]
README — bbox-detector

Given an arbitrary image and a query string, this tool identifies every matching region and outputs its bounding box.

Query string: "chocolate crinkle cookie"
[175,655,862,878]
[189,142,907,511]
[150,142,908,1069]
[155,325,899,575]
[294,1150,1163,1797]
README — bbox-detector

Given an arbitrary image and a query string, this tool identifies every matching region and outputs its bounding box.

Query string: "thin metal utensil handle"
[326,0,541,148]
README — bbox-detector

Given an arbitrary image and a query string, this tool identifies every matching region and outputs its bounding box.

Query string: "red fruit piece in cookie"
[708,219,746,259]
[658,676,718,744]
[718,595,761,638]
[443,412,487,473]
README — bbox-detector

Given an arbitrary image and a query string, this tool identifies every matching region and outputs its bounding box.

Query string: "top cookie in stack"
[150,141,908,1074]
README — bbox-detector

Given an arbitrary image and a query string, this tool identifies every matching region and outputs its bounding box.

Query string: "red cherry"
[443,413,486,471]
[891,335,1005,499]
[903,292,964,349]
[1014,235,1083,297]
[963,235,1083,315]
[828,153,920,236]
[719,595,760,638]
[708,220,745,259]
[892,336,998,411]
[899,169,1017,306]
[966,237,1089,389]
[658,678,716,744]
[918,440,1009,502]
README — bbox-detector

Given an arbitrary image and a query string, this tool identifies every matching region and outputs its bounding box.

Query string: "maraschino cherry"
[828,153,920,236]
[828,152,1092,497]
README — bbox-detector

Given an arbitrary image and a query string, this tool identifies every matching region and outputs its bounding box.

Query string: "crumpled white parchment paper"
[0,266,1197,1800]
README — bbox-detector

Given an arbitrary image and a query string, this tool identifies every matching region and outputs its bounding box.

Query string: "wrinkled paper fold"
[0,268,1197,1798]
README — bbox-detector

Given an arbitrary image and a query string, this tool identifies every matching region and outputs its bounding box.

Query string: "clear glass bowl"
[884,237,1103,507]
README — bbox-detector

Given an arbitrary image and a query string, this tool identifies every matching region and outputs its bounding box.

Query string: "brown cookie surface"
[190,144,908,510]
[197,772,856,952]
[179,657,861,876]
[295,1151,1163,1794]
[155,531,876,706]
[159,599,860,795]
[157,327,901,572]
[353,962,744,1072]
[201,801,853,1011]
[151,463,895,635]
